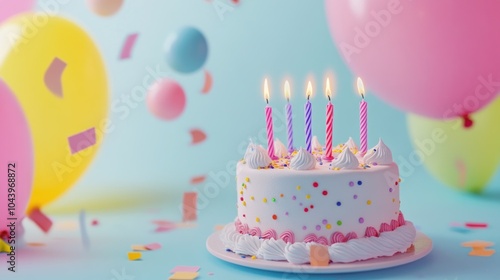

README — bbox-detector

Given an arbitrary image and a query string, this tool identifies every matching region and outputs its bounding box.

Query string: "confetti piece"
[68,127,96,154]
[201,70,213,94]
[145,242,162,250]
[170,266,200,273]
[310,245,330,266]
[183,192,198,222]
[91,219,99,226]
[44,57,66,97]
[27,242,46,247]
[214,224,224,231]
[190,129,207,145]
[461,240,495,257]
[468,248,495,257]
[0,239,11,253]
[465,222,488,228]
[169,272,199,280]
[120,33,139,59]
[28,208,53,233]
[190,175,206,185]
[128,251,142,261]
[131,245,147,251]
[79,210,90,250]
[461,241,494,248]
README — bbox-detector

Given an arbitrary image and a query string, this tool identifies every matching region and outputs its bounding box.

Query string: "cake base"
[206,227,432,274]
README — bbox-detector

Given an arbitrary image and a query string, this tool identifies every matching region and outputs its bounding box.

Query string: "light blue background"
[1,1,499,279]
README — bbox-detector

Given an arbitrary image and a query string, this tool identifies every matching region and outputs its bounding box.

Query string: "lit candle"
[357,77,368,155]
[264,79,277,160]
[284,80,294,154]
[305,81,313,153]
[324,78,334,161]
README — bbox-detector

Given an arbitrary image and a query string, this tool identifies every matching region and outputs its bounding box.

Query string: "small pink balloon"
[87,0,124,17]
[147,79,186,121]
[325,0,500,120]
[0,0,33,22]
[0,79,33,236]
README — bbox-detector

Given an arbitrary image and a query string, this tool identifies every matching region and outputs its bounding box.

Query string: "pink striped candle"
[324,78,334,161]
[284,80,294,154]
[357,77,368,155]
[305,81,313,153]
[264,79,277,159]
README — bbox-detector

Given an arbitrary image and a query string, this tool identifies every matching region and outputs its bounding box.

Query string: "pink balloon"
[0,79,33,238]
[0,0,33,22]
[325,0,500,120]
[147,79,186,121]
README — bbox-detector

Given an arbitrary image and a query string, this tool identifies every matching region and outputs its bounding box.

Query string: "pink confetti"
[120,33,139,59]
[201,70,213,94]
[155,226,176,233]
[44,57,66,97]
[68,127,96,154]
[183,192,198,222]
[145,242,162,250]
[170,266,200,273]
[91,219,99,226]
[465,222,488,228]
[190,129,207,145]
[28,208,53,233]
[190,175,206,185]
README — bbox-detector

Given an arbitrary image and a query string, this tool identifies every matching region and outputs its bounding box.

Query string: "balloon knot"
[462,114,474,129]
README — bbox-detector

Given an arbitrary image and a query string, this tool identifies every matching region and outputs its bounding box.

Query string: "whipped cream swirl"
[244,144,272,169]
[312,136,323,152]
[274,138,288,158]
[290,148,316,170]
[363,138,393,165]
[331,146,359,169]
[344,137,358,151]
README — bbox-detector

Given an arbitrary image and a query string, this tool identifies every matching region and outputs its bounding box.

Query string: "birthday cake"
[220,137,416,264]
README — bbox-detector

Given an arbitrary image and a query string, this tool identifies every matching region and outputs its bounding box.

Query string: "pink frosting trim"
[279,231,295,243]
[364,226,379,237]
[262,229,277,240]
[249,227,261,237]
[234,212,410,245]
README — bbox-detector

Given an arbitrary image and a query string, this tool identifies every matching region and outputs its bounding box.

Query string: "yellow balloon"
[0,14,108,212]
[407,97,500,193]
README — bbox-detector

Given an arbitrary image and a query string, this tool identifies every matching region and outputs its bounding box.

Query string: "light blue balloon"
[164,26,208,73]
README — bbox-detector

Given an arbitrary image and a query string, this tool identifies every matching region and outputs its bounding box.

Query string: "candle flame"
[264,78,270,103]
[284,80,291,101]
[325,78,332,100]
[306,81,313,100]
[357,77,365,99]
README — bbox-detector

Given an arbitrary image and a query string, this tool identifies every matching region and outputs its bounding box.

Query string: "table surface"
[1,167,499,280]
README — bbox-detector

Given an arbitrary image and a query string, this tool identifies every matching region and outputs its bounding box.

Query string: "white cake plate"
[206,231,432,274]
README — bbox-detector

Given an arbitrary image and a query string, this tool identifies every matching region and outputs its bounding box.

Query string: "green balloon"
[407,97,500,193]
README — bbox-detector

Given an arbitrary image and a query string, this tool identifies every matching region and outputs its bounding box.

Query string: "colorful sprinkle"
[336,201,341,206]
[242,201,246,206]
[285,212,289,216]
[250,196,254,200]
[306,194,311,199]
[357,180,362,186]
[292,195,296,200]
[240,191,243,195]
[304,208,309,212]
[389,188,393,192]
[326,224,332,229]
[349,181,354,187]
[241,183,245,187]
[251,255,256,260]
[263,198,267,203]
[296,186,301,190]
[280,194,284,198]
[310,204,314,209]
[272,214,277,220]
[245,177,250,182]
[313,182,319,188]
[367,200,372,205]
[353,194,358,199]
[359,217,364,224]
[272,198,276,202]
[256,217,260,222]
[240,197,243,201]
[395,181,399,186]
[392,198,396,203]
[322,190,328,196]
[242,214,246,217]
[302,226,307,230]
[322,219,327,225]
[315,225,321,231]
[337,220,342,226]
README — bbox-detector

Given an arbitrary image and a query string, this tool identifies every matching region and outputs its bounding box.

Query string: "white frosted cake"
[220,137,416,264]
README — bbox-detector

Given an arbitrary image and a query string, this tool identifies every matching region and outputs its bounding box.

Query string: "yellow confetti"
[128,252,141,261]
[296,186,301,190]
[251,255,257,260]
[256,217,260,222]
[250,196,254,200]
[306,194,311,199]
[326,224,332,230]
[367,200,372,205]
[263,198,267,203]
[245,177,250,182]
[242,201,246,206]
